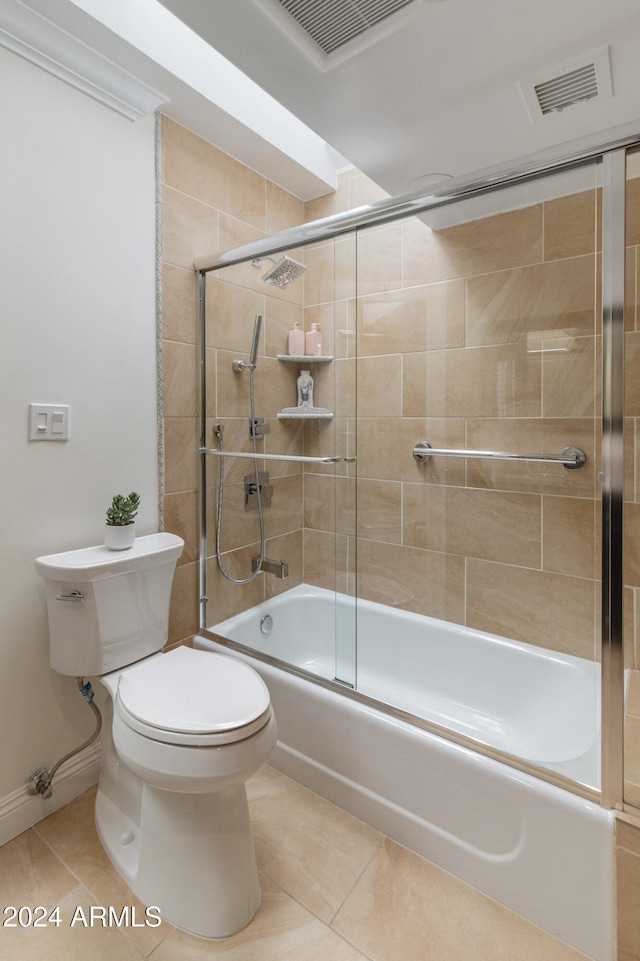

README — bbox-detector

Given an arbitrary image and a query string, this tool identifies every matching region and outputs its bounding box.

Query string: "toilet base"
[95,779,261,938]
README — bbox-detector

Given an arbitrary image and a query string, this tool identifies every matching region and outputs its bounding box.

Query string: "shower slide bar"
[202,448,341,464]
[413,442,586,470]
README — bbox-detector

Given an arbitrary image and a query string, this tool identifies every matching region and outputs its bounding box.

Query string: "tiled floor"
[0,764,591,961]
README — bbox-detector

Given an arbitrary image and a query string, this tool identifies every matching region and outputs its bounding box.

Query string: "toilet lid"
[115,647,271,746]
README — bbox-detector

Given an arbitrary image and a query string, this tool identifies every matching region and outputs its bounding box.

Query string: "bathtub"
[195,583,615,961]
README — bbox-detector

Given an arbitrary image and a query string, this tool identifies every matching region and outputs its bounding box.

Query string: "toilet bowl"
[96,645,277,938]
[106,645,275,792]
[35,533,277,938]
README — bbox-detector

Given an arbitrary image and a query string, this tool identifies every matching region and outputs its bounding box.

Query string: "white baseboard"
[0,743,100,847]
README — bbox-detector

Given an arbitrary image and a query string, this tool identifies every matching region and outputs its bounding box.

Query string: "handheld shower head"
[232,314,262,373]
[253,255,307,289]
[249,314,262,368]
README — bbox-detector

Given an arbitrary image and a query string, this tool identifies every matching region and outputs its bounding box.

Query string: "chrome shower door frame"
[601,150,626,810]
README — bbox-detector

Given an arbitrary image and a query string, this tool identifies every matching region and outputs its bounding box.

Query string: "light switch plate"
[29,404,70,441]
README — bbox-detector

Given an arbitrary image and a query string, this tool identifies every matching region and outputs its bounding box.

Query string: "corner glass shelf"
[276,354,334,363]
[277,408,334,420]
[276,355,334,418]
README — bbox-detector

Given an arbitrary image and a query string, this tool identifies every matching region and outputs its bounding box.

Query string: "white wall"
[0,46,159,836]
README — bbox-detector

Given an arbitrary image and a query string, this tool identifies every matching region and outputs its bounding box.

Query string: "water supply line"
[29,677,102,800]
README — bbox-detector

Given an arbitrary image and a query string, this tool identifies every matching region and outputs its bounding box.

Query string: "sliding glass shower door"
[197,137,636,804]
[300,231,358,688]
[352,160,603,790]
[200,233,359,688]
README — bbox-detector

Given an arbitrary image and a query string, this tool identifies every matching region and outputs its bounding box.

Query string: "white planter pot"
[104,523,135,551]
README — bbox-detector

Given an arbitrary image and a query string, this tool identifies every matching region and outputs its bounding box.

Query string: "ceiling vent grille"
[277,0,417,55]
[534,63,598,115]
[519,45,612,123]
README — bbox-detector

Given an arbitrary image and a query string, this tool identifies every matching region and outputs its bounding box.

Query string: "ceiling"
[155,0,640,197]
[6,0,640,201]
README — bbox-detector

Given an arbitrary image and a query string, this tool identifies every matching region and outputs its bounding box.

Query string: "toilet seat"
[114,646,272,747]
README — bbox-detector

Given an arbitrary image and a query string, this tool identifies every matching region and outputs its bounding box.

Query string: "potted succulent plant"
[104,491,140,551]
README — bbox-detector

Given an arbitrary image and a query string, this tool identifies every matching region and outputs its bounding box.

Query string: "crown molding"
[0,0,168,119]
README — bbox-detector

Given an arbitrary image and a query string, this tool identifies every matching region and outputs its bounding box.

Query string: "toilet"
[35,532,277,939]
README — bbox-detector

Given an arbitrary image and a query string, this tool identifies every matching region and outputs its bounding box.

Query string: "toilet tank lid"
[35,533,184,582]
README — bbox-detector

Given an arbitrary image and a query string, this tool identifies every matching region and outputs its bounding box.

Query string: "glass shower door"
[353,161,603,790]
[301,230,358,688]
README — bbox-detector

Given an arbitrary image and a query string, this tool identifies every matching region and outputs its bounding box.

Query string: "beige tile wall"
[617,815,640,961]
[161,117,307,642]
[161,123,390,638]
[625,672,640,806]
[301,177,610,663]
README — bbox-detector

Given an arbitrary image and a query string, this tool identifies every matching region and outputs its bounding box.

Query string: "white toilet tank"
[36,533,184,676]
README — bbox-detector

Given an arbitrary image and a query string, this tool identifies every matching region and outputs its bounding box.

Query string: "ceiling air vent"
[519,45,612,123]
[534,63,598,115]
[277,0,418,56]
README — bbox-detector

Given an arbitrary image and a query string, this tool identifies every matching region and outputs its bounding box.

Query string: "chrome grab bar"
[413,441,586,470]
[202,448,341,464]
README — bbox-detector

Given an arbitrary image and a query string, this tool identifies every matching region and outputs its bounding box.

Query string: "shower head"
[254,255,307,289]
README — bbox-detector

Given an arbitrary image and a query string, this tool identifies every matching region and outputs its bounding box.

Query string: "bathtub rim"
[196,626,603,808]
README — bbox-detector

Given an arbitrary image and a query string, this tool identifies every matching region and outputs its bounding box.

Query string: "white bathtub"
[195,584,614,961]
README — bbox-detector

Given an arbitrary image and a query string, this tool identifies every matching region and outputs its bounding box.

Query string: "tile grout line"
[253,848,383,961]
[27,826,148,958]
[327,831,386,929]
[32,811,173,958]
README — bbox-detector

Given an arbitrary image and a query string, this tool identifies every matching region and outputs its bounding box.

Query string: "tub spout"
[252,557,288,578]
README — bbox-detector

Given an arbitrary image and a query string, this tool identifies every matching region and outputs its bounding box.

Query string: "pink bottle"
[287,322,305,355]
[305,322,323,356]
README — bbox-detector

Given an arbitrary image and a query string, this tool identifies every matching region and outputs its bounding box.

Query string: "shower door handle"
[202,448,341,464]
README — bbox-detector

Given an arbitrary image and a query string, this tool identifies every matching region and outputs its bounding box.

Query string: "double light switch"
[29,404,70,441]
